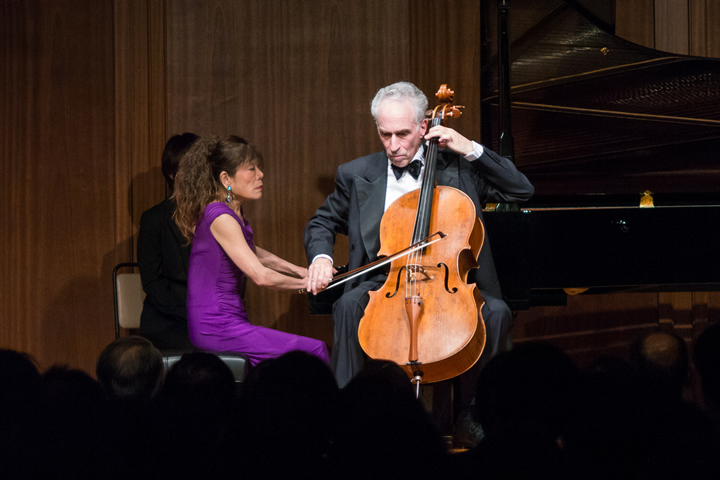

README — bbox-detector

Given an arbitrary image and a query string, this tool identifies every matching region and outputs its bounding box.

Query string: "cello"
[357,85,487,386]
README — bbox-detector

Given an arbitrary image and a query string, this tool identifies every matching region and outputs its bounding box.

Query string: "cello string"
[405,107,445,299]
[412,113,441,298]
[410,128,430,299]
[407,115,432,299]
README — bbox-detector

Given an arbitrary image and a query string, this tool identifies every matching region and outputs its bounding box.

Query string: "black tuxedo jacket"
[137,198,191,333]
[304,147,534,299]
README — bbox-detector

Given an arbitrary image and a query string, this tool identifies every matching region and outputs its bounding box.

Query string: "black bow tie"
[391,159,422,180]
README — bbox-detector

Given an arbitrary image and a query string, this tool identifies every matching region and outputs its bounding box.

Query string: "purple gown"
[187,202,329,366]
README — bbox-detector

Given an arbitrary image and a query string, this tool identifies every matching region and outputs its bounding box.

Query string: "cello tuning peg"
[451,106,464,118]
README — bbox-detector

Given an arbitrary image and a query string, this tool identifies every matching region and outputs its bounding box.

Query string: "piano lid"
[482,0,720,196]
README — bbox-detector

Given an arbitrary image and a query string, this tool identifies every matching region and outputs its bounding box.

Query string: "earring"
[226,185,232,203]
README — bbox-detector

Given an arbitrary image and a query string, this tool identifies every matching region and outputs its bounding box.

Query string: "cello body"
[358,185,487,383]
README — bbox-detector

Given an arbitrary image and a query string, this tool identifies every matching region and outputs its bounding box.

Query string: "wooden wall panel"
[0,0,117,373]
[147,0,168,200]
[617,0,720,57]
[689,0,720,58]
[655,0,689,54]
[164,0,412,344]
[689,0,708,56]
[615,0,656,48]
[410,0,483,142]
[705,0,720,58]
[114,0,168,265]
[114,0,148,265]
[0,0,31,353]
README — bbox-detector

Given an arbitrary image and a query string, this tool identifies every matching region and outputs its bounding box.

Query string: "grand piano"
[309,0,720,318]
[481,0,720,311]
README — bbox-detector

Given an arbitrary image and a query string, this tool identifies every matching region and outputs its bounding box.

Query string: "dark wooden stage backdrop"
[1,0,719,375]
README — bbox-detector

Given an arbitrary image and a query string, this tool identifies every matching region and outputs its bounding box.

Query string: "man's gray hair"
[371,82,428,128]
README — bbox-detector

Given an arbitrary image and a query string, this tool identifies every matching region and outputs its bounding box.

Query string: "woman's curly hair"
[173,135,263,242]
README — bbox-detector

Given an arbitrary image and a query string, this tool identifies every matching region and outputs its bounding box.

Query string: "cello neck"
[411,115,442,245]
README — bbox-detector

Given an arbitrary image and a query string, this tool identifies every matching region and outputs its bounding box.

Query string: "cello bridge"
[407,264,433,281]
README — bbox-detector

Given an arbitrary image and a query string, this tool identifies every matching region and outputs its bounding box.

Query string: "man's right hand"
[307,257,334,295]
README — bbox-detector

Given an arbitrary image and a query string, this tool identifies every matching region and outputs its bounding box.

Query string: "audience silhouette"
[564,331,720,480]
[330,359,448,480]
[450,341,580,479]
[0,349,43,480]
[234,350,338,479]
[694,321,720,430]
[152,352,238,479]
[2,326,720,479]
[95,336,165,478]
[38,366,110,479]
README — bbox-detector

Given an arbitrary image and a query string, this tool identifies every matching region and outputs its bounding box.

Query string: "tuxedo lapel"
[355,158,387,262]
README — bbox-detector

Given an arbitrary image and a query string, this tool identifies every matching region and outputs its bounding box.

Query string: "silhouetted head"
[162,352,236,407]
[0,348,41,400]
[0,349,42,434]
[694,322,720,412]
[237,351,338,478]
[240,350,337,430]
[474,341,581,437]
[353,358,415,395]
[96,336,164,403]
[629,330,689,401]
[161,132,199,191]
[331,360,447,479]
[42,366,105,415]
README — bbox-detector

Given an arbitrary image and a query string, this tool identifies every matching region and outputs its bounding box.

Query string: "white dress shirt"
[385,141,484,210]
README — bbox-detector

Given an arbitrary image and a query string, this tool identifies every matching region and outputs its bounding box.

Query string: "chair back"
[113,263,146,339]
[111,263,249,384]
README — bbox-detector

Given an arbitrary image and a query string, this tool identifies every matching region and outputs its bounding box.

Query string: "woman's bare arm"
[255,246,307,278]
[210,215,306,290]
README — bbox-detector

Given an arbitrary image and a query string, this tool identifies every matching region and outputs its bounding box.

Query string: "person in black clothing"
[304,82,534,389]
[694,321,720,429]
[137,132,199,349]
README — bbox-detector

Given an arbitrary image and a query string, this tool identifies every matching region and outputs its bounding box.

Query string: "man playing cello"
[304,81,533,391]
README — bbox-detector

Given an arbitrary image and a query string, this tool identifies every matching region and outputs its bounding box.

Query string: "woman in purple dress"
[173,135,329,366]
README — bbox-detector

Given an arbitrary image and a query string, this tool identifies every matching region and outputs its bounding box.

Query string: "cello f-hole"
[437,263,458,294]
[386,265,407,298]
